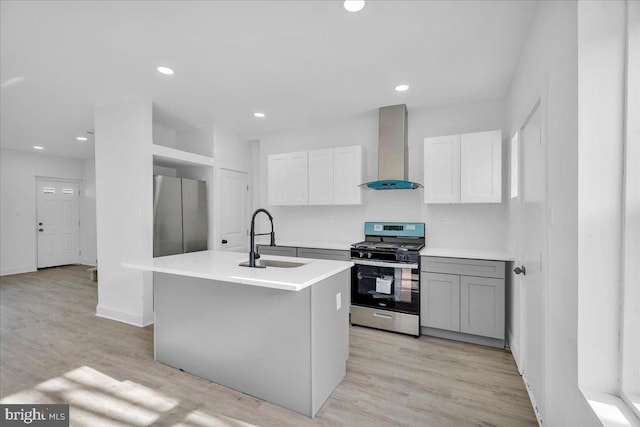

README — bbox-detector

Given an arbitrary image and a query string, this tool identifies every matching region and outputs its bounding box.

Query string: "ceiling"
[0,0,538,159]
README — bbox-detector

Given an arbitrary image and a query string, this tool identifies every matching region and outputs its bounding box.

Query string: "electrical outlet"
[336,292,341,311]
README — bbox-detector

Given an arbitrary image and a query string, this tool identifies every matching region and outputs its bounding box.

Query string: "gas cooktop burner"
[350,241,425,252]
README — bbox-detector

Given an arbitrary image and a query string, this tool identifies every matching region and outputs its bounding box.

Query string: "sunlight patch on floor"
[0,366,259,427]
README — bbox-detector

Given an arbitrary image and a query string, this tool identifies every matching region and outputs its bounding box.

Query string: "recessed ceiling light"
[395,84,409,92]
[77,136,88,141]
[156,66,175,75]
[254,112,265,118]
[33,146,44,150]
[344,0,365,12]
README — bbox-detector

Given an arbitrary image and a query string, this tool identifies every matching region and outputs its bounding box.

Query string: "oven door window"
[352,264,419,314]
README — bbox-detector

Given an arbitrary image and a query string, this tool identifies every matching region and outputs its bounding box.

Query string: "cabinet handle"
[373,312,392,319]
[221,240,228,244]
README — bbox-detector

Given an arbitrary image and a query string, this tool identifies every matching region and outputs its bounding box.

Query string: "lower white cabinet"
[421,256,506,342]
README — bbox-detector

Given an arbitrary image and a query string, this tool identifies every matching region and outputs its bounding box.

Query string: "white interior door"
[219,169,248,252]
[519,102,547,420]
[37,179,80,268]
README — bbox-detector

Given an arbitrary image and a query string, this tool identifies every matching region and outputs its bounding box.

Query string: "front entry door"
[36,179,80,268]
[519,101,547,420]
[219,169,248,252]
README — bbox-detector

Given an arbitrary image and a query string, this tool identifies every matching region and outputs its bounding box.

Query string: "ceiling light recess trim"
[33,146,44,150]
[76,136,88,141]
[254,112,265,118]
[344,0,365,12]
[395,84,409,92]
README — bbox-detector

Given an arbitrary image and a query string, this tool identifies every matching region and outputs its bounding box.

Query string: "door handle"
[514,266,526,275]
[221,239,228,244]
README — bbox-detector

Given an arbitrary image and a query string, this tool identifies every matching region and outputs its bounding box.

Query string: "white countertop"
[122,250,353,292]
[258,240,352,251]
[420,247,514,261]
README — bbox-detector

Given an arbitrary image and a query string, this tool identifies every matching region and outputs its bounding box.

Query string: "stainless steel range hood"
[361,104,423,190]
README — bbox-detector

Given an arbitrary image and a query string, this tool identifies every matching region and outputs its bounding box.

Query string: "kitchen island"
[123,250,352,418]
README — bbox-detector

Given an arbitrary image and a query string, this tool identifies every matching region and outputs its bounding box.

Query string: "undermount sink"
[238,259,306,269]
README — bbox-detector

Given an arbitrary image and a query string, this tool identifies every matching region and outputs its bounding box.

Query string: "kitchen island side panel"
[153,272,313,416]
[310,269,350,415]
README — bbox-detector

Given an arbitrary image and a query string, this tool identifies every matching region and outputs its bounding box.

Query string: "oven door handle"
[351,259,418,269]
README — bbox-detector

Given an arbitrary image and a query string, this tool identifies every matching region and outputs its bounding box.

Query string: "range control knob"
[359,251,365,258]
[367,252,373,259]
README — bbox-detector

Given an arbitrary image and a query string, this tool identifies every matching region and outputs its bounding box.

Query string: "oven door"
[351,259,420,315]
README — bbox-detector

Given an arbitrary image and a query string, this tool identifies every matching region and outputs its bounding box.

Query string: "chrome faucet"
[247,208,276,268]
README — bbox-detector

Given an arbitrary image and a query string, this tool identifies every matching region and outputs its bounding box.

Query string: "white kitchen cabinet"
[421,256,506,346]
[268,152,308,205]
[308,149,334,205]
[268,145,363,206]
[460,131,502,203]
[267,154,287,205]
[286,152,309,205]
[424,135,460,203]
[333,145,363,205]
[424,130,502,204]
[420,272,460,331]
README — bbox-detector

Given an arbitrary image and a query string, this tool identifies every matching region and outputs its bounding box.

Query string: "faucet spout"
[248,208,276,268]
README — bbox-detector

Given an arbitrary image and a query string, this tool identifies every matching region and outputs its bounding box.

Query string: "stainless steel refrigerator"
[153,175,208,257]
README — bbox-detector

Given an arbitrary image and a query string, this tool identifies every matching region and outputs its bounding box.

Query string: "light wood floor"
[1,265,537,426]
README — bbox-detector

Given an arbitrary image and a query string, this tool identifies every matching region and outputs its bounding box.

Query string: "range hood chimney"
[361,104,423,190]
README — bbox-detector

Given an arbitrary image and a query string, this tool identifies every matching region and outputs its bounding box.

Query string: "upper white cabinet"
[333,145,363,205]
[460,131,502,203]
[268,152,308,205]
[286,152,309,205]
[424,130,502,204]
[309,149,334,205]
[424,135,461,203]
[269,145,363,206]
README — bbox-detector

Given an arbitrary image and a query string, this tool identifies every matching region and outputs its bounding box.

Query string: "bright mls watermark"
[1,404,69,426]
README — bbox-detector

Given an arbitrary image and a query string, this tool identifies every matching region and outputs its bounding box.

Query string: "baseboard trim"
[0,266,36,276]
[81,258,97,267]
[522,373,544,426]
[421,326,505,349]
[96,305,154,327]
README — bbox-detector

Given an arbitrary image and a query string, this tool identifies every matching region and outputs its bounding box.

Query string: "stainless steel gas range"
[350,222,425,337]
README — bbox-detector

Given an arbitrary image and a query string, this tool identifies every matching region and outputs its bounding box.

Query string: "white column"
[94,101,154,326]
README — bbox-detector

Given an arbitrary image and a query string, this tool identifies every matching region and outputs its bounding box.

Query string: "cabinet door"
[424,135,461,203]
[460,275,505,339]
[333,146,363,205]
[267,154,287,206]
[460,130,502,203]
[420,272,460,331]
[286,152,309,205]
[308,149,334,205]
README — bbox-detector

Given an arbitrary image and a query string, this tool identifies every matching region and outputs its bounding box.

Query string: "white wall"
[506,1,597,425]
[94,101,153,327]
[0,148,97,275]
[257,99,508,251]
[577,0,626,397]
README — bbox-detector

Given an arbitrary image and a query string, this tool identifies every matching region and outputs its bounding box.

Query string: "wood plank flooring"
[1,265,537,426]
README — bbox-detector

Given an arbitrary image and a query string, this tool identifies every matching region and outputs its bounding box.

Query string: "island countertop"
[122,250,353,292]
